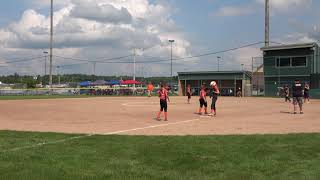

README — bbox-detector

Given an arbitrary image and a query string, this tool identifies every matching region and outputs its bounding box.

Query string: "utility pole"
[169,40,175,88]
[57,66,60,85]
[43,51,48,77]
[251,57,254,96]
[241,64,245,97]
[265,0,270,47]
[278,57,280,91]
[133,48,136,95]
[49,0,53,88]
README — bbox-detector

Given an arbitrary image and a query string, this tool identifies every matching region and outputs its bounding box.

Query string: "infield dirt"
[0,96,319,135]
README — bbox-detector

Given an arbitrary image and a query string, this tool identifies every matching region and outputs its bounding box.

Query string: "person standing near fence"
[304,83,310,103]
[237,87,242,97]
[186,84,191,104]
[147,82,154,97]
[292,79,304,114]
[209,81,220,116]
[284,86,291,103]
[156,85,170,121]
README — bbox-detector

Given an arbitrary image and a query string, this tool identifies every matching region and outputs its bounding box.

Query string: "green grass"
[1,131,320,180]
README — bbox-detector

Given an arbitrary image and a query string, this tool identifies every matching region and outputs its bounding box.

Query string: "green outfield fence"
[310,89,320,99]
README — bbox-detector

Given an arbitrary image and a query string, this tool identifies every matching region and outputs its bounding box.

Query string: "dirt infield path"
[0,97,319,135]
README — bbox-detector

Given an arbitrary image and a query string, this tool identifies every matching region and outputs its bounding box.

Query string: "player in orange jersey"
[156,85,170,121]
[147,82,154,97]
[198,85,208,115]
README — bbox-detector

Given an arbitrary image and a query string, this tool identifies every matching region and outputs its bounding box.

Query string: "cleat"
[300,112,304,114]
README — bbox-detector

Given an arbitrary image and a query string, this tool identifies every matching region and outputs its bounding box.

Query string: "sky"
[0,0,319,77]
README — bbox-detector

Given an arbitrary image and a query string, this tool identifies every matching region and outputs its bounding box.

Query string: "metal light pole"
[265,0,270,47]
[278,57,280,88]
[217,56,221,71]
[133,48,136,81]
[133,48,136,95]
[57,65,60,85]
[169,40,175,85]
[241,64,245,97]
[43,51,48,76]
[251,57,254,96]
[49,0,53,88]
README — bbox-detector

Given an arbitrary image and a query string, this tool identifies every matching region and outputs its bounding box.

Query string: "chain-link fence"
[251,57,264,96]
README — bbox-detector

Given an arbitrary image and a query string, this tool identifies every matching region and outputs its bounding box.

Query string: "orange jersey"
[199,89,206,99]
[147,84,154,91]
[158,89,168,101]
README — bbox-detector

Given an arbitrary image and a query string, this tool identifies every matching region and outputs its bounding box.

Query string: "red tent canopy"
[121,80,143,85]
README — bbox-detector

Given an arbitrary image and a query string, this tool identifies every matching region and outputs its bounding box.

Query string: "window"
[275,56,307,68]
[292,57,307,67]
[276,57,291,67]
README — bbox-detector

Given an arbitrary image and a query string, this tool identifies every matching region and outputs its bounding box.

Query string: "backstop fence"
[251,57,264,96]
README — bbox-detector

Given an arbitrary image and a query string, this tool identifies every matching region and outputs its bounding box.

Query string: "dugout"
[177,71,252,97]
[261,42,320,98]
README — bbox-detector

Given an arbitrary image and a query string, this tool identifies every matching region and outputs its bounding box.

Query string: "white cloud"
[214,5,254,17]
[70,0,132,24]
[277,32,317,45]
[256,0,312,12]
[27,0,72,8]
[225,47,262,71]
[214,0,313,17]
[0,0,193,76]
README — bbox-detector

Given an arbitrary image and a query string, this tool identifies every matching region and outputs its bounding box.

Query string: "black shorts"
[187,92,191,99]
[293,97,303,106]
[211,96,218,108]
[199,98,207,108]
[304,92,309,98]
[160,99,168,112]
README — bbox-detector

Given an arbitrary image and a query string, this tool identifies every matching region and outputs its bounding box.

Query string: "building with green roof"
[261,42,320,97]
[177,71,252,96]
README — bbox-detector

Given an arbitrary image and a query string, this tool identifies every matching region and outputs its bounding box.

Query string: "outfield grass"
[1,131,320,180]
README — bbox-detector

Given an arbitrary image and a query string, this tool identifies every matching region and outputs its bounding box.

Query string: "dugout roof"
[261,43,318,51]
[177,71,252,80]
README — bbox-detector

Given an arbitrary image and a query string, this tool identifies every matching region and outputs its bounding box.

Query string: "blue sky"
[0,0,319,76]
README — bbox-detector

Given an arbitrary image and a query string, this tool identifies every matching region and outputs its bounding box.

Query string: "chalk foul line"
[104,118,200,135]
[1,118,200,153]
